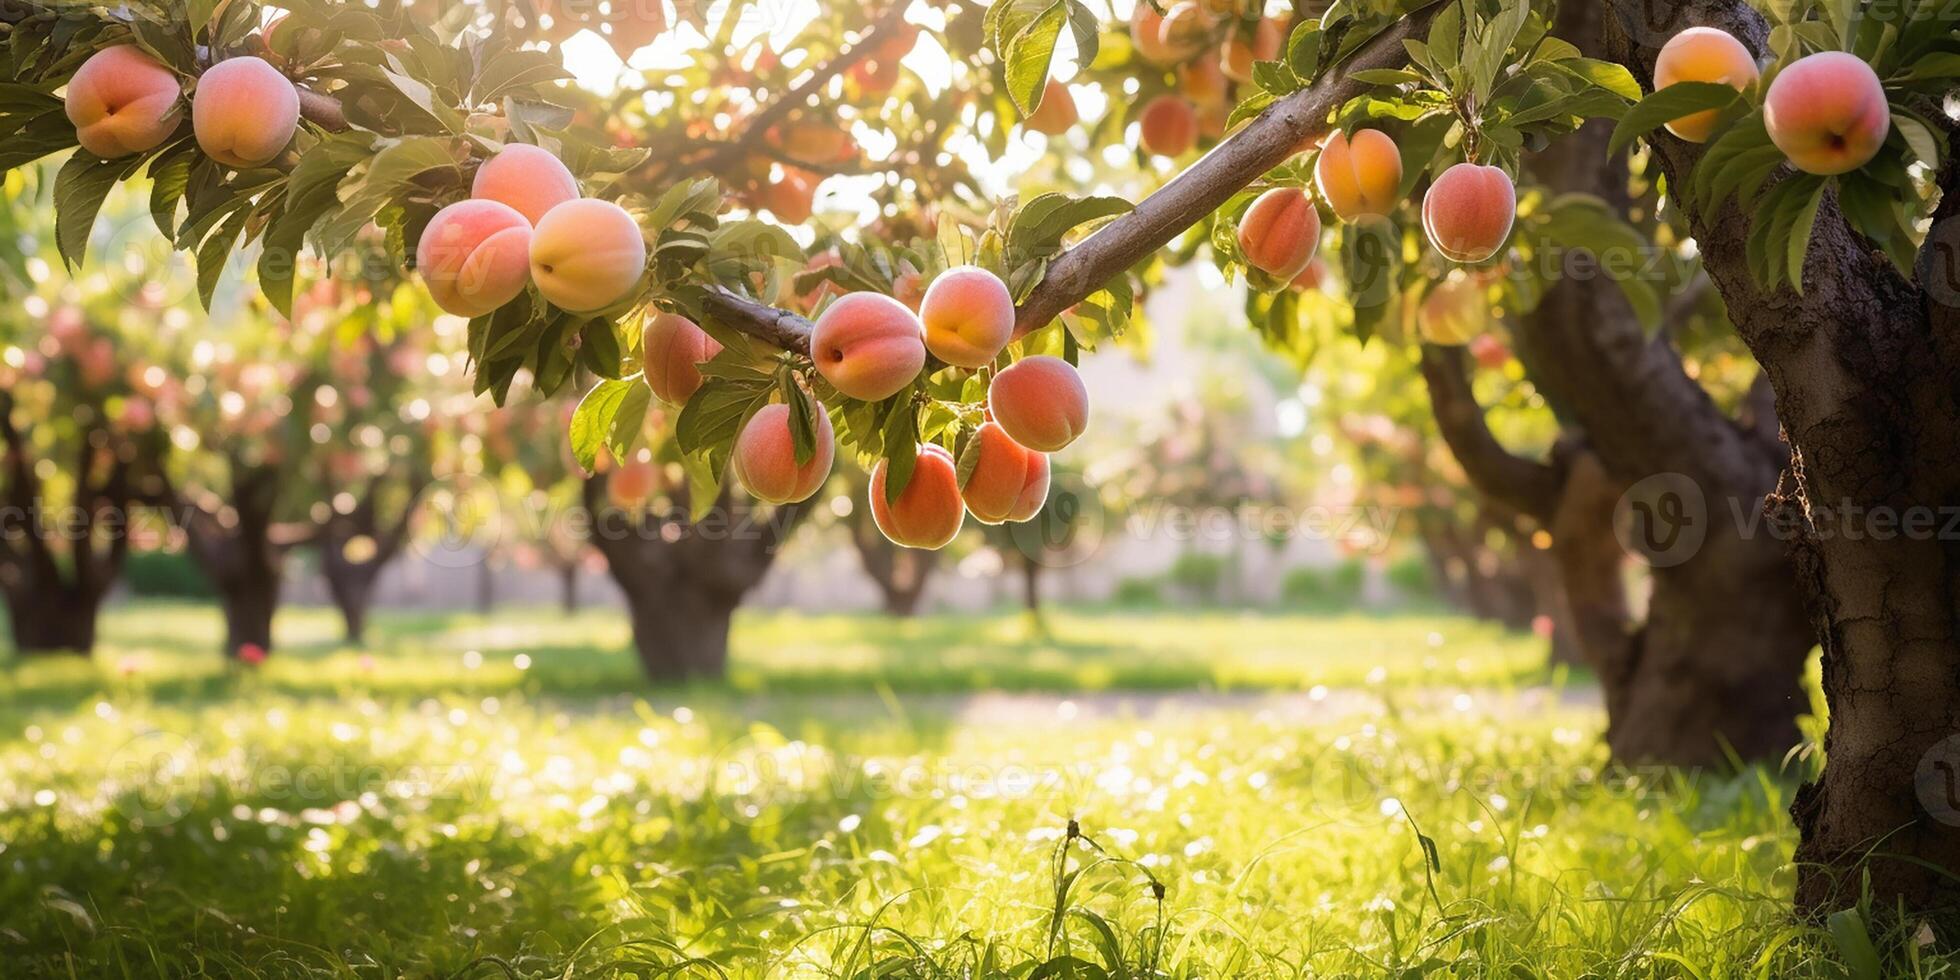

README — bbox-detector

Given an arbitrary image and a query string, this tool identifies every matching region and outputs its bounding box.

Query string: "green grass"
[0,604,1933,976]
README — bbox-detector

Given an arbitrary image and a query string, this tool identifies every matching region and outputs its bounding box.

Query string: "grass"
[0,603,1935,977]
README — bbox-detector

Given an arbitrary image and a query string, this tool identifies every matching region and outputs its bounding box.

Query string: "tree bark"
[175,462,287,659]
[584,476,807,682]
[848,503,938,616]
[315,477,424,645]
[1599,0,1960,918]
[4,583,102,654]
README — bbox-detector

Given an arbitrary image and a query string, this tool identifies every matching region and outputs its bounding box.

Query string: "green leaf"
[1009,193,1133,255]
[880,398,918,506]
[1285,22,1322,83]
[194,203,251,310]
[1425,1,1462,77]
[1003,2,1067,116]
[579,318,624,379]
[1826,909,1882,980]
[1608,81,1741,157]
[570,378,639,472]
[54,152,139,269]
[1550,58,1643,102]
[1784,178,1827,293]
[146,144,195,240]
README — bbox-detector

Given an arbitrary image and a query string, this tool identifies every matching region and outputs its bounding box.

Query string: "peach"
[642,312,722,403]
[471,144,580,225]
[192,56,299,168]
[810,292,928,401]
[769,122,856,164]
[921,266,1015,369]
[762,167,821,224]
[1024,79,1078,136]
[960,422,1034,524]
[1314,129,1402,221]
[416,199,533,318]
[1416,272,1487,346]
[529,198,647,312]
[1180,54,1230,106]
[1292,256,1328,291]
[870,444,964,550]
[1156,2,1211,61]
[732,397,835,504]
[987,355,1088,453]
[602,0,668,59]
[1131,4,1176,65]
[1652,27,1759,142]
[1421,163,1515,263]
[1237,187,1321,280]
[893,263,927,311]
[1220,18,1281,83]
[65,45,183,159]
[1007,451,1051,522]
[1469,333,1510,370]
[608,458,659,508]
[1764,51,1890,176]
[1139,95,1198,157]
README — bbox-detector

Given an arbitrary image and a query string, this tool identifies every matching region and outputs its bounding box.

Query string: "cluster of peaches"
[642,267,1088,550]
[64,44,301,168]
[1652,27,1891,176]
[416,144,648,319]
[1073,2,1290,157]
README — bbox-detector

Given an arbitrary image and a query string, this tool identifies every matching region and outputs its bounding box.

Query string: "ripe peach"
[603,0,667,59]
[1139,95,1198,157]
[762,167,821,224]
[893,263,927,311]
[1007,451,1051,522]
[732,397,835,504]
[1469,333,1510,370]
[529,198,647,312]
[960,422,1034,524]
[608,457,659,508]
[642,312,722,404]
[1652,27,1759,142]
[987,355,1088,453]
[1180,54,1230,106]
[1024,79,1078,136]
[1156,2,1211,61]
[1416,272,1487,346]
[1764,51,1891,176]
[870,444,965,550]
[1131,4,1176,65]
[65,45,183,159]
[1237,187,1321,280]
[796,249,846,311]
[810,292,928,401]
[1314,129,1402,221]
[769,122,856,164]
[1421,163,1515,264]
[921,266,1015,369]
[1220,18,1281,83]
[471,144,580,225]
[192,56,299,168]
[1292,256,1328,291]
[417,199,533,318]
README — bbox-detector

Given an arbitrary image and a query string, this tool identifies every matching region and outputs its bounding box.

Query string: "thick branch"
[1010,8,1437,338]
[297,88,347,131]
[1418,343,1563,521]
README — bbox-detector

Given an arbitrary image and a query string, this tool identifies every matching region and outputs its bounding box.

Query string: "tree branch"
[1418,343,1563,521]
[297,87,348,132]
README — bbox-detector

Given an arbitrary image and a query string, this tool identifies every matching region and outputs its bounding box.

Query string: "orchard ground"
[1,603,1936,977]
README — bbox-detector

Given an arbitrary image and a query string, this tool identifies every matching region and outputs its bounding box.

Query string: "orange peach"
[65,45,183,159]
[472,144,580,225]
[608,457,659,508]
[762,167,821,224]
[987,355,1088,453]
[1156,2,1211,61]
[769,121,856,164]
[1139,95,1198,157]
[1314,129,1402,221]
[893,263,927,311]
[1007,451,1051,522]
[1131,4,1176,65]
[1421,163,1515,263]
[1416,272,1487,346]
[810,292,928,401]
[529,198,647,312]
[1469,333,1510,370]
[416,199,533,318]
[642,312,722,403]
[870,443,964,550]
[1025,79,1078,136]
[192,56,299,168]
[1292,256,1328,291]
[1237,187,1321,280]
[960,421,1034,524]
[1764,51,1891,176]
[921,266,1015,369]
[1652,27,1759,142]
[1220,18,1281,83]
[732,397,835,504]
[1180,54,1230,106]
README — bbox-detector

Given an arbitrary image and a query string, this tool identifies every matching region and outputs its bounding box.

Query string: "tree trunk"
[5,584,101,654]
[622,575,739,682]
[1022,549,1042,613]
[848,495,938,616]
[558,561,580,613]
[219,575,279,659]
[584,477,806,683]
[321,559,376,646]
[1597,0,1960,918]
[475,559,496,613]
